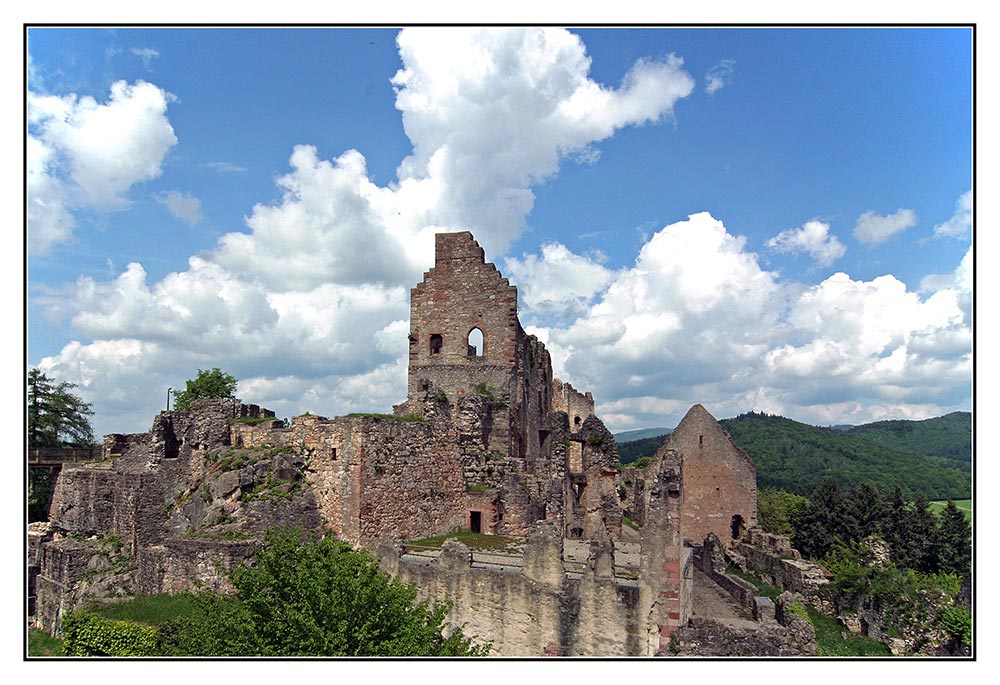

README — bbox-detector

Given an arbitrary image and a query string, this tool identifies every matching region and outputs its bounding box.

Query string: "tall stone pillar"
[639,449,685,654]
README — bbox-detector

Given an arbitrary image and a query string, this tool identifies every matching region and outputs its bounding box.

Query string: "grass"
[406,529,521,552]
[82,592,202,626]
[727,566,781,599]
[28,627,65,656]
[929,499,972,522]
[803,604,891,656]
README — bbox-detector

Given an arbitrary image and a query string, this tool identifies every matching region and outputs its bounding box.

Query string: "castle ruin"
[30,230,790,656]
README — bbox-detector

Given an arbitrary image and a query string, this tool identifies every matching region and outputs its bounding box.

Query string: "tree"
[172,368,239,411]
[27,368,94,521]
[792,477,845,559]
[27,367,94,449]
[934,501,971,577]
[842,481,886,542]
[757,487,808,537]
[157,528,489,656]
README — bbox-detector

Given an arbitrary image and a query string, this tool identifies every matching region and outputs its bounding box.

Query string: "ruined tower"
[406,231,554,464]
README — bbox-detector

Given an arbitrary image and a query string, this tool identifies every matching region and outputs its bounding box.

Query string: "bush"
[158,528,490,656]
[62,612,158,656]
[939,605,972,644]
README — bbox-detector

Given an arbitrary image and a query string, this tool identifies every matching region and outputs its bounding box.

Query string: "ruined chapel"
[31,230,797,656]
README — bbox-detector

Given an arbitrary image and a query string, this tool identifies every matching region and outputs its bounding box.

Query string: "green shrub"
[62,611,158,656]
[939,605,972,644]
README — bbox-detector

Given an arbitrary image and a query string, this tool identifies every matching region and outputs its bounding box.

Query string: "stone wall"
[737,531,830,599]
[375,522,655,656]
[638,449,693,652]
[552,378,595,430]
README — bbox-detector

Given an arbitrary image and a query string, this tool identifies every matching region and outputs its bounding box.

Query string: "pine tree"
[910,494,938,572]
[27,368,95,521]
[27,368,94,449]
[934,501,971,577]
[792,477,844,559]
[882,487,917,568]
[843,481,886,542]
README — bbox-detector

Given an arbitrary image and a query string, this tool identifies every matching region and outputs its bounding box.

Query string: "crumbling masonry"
[31,230,766,656]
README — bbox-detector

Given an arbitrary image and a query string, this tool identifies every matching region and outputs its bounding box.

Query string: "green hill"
[616,434,671,465]
[613,427,672,442]
[844,412,971,469]
[718,412,970,501]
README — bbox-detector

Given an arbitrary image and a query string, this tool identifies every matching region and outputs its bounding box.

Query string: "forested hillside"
[844,412,971,469]
[617,434,670,464]
[719,412,970,501]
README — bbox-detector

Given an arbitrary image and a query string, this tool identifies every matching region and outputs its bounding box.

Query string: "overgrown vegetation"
[727,566,891,655]
[801,603,891,656]
[472,382,507,409]
[55,528,490,657]
[754,479,972,654]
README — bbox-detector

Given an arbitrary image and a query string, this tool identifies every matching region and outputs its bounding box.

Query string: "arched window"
[429,334,443,355]
[467,327,484,357]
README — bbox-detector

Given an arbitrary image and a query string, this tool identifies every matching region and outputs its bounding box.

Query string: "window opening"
[467,327,484,357]
[430,334,443,355]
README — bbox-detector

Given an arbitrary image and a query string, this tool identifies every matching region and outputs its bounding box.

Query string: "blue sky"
[26,26,974,438]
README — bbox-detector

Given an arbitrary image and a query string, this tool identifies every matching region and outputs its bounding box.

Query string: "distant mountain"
[718,412,971,501]
[614,427,672,442]
[844,412,971,466]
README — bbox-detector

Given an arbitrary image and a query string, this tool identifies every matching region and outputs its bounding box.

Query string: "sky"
[25,25,974,439]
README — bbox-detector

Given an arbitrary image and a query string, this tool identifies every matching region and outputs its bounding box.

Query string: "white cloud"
[933,190,972,240]
[27,79,178,253]
[705,59,736,94]
[38,28,693,436]
[503,243,613,321]
[766,219,846,267]
[391,27,695,256]
[202,161,248,174]
[853,208,918,245]
[156,190,203,226]
[131,47,160,70]
[31,29,972,438]
[536,212,970,431]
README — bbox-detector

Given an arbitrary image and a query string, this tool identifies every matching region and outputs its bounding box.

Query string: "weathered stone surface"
[664,616,816,656]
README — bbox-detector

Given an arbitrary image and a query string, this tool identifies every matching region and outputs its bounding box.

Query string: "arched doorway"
[730,513,745,540]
